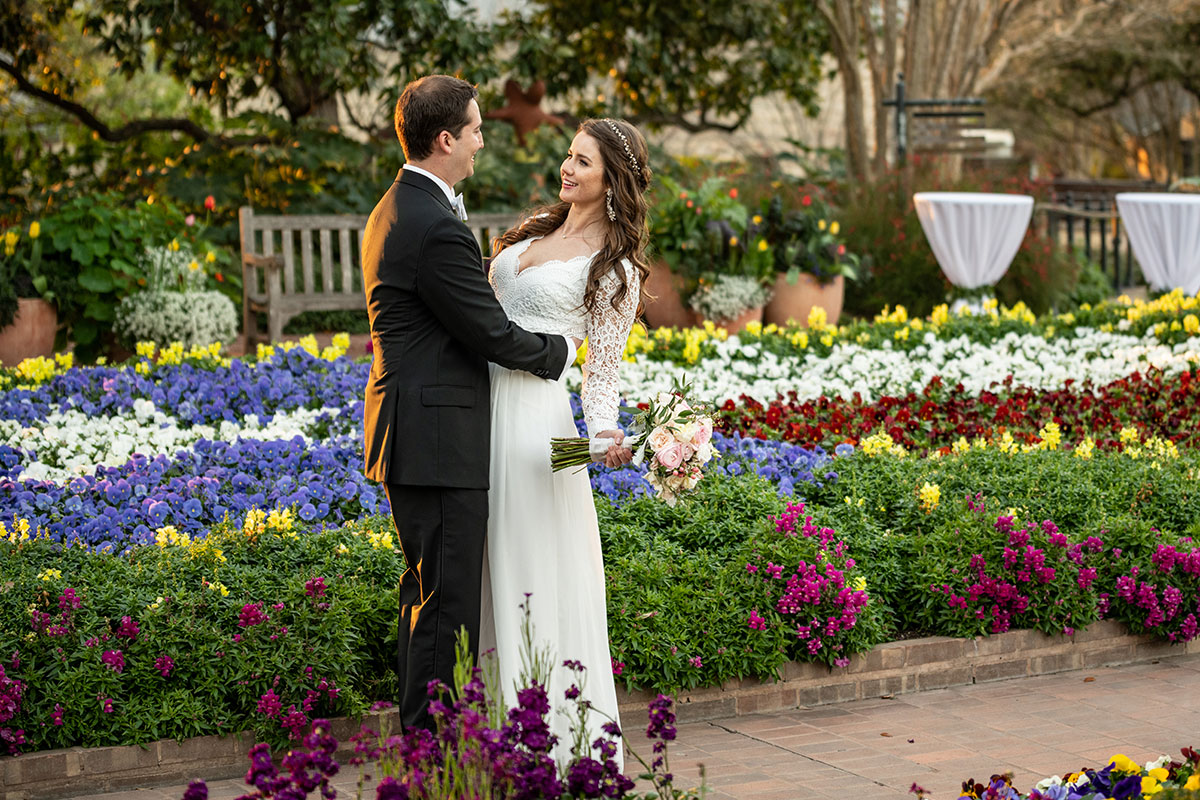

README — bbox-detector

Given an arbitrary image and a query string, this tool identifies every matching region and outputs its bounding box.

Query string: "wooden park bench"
[238,206,517,346]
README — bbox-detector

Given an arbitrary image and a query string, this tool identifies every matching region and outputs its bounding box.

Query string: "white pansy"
[567,329,1200,407]
[1,403,340,484]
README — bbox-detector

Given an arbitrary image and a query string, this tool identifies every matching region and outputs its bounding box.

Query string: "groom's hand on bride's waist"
[594,429,633,468]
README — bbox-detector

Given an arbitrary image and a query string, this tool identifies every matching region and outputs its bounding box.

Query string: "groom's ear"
[435,129,455,155]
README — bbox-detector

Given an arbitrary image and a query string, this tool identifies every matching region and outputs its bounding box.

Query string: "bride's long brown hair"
[492,118,652,315]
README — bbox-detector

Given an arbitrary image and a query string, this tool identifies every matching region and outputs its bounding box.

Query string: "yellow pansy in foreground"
[1108,754,1140,774]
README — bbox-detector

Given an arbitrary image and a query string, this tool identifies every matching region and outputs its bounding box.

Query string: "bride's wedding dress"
[479,235,638,770]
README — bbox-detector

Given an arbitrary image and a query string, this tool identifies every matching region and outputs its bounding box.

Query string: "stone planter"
[0,298,57,366]
[763,273,844,327]
[641,259,695,330]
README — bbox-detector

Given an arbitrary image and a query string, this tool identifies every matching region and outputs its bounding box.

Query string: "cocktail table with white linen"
[912,192,1035,290]
[1115,192,1200,296]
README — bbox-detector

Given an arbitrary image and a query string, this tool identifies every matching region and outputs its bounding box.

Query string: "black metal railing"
[1037,180,1166,290]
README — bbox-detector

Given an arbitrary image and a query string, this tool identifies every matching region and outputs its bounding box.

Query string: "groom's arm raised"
[416,218,573,380]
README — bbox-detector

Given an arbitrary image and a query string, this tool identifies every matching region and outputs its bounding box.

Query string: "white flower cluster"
[0,400,334,484]
[576,328,1200,407]
[114,289,238,349]
[687,274,772,322]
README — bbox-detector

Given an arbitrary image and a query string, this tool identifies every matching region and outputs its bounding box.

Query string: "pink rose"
[692,419,713,446]
[656,442,684,470]
[185,214,196,227]
[680,444,695,462]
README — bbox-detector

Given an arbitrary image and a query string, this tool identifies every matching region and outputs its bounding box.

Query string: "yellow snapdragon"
[917,482,940,513]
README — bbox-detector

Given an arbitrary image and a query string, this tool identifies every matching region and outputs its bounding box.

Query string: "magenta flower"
[304,577,327,598]
[238,603,269,627]
[101,650,125,673]
[256,689,283,719]
[154,655,175,677]
[51,704,64,726]
[116,616,140,640]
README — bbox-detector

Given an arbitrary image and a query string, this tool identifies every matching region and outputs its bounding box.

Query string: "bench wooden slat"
[245,214,371,230]
[300,229,315,295]
[238,206,515,347]
[339,228,353,297]
[282,229,296,296]
[319,229,334,294]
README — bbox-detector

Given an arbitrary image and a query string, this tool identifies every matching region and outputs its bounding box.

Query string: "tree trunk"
[819,0,872,181]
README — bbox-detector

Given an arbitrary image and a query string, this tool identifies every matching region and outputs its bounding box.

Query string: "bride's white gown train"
[479,235,639,770]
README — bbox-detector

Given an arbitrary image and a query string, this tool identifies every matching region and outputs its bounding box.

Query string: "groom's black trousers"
[384,483,487,732]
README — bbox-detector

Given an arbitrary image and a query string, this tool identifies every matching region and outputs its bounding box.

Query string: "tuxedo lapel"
[398,169,456,218]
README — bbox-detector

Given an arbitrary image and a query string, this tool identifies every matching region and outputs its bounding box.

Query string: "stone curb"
[4,621,1196,799]
[616,618,1200,724]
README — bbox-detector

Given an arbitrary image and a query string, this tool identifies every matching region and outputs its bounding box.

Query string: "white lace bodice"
[490,237,639,435]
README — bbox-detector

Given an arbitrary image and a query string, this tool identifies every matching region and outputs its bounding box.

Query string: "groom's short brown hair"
[395,75,479,161]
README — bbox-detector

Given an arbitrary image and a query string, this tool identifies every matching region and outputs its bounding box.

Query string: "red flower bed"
[716,368,1200,452]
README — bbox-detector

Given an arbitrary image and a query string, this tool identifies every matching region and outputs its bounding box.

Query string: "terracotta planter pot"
[708,305,764,335]
[763,273,844,327]
[0,298,57,366]
[641,259,696,330]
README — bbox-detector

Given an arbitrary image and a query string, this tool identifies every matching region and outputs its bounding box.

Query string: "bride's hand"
[594,429,633,468]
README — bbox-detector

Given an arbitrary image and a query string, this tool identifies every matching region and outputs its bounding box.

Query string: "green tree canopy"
[499,0,829,132]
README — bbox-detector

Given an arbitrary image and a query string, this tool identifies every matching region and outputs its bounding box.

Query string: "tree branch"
[1,57,214,143]
[0,57,279,148]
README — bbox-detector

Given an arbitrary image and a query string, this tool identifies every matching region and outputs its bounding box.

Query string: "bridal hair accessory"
[603,119,641,178]
[605,188,617,222]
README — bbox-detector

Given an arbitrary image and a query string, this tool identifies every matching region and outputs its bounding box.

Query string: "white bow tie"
[451,194,468,222]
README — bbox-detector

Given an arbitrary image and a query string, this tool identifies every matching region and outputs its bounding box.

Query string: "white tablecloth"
[1115,193,1200,295]
[912,192,1034,289]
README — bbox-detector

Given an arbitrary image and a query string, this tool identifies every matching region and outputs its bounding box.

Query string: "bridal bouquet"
[550,381,718,505]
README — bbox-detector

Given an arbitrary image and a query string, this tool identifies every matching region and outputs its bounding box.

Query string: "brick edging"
[615,618,1200,723]
[4,621,1195,799]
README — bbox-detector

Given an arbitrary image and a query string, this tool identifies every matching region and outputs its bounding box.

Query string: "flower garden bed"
[2,625,1193,800]
[3,295,1200,771]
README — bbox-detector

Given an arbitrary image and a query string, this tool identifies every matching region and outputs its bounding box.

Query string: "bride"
[479,118,651,770]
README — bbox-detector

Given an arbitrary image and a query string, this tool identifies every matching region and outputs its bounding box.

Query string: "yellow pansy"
[1109,754,1140,774]
[829,221,840,235]
[28,221,40,239]
[817,219,827,231]
[169,238,180,252]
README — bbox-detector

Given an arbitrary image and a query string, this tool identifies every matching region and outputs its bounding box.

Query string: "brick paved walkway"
[59,652,1200,800]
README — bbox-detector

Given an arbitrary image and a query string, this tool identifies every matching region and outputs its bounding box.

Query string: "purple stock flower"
[181,779,208,800]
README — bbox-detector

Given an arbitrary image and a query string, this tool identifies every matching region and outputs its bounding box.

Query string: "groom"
[361,75,576,731]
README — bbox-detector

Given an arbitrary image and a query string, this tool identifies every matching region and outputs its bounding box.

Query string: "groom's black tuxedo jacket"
[361,169,567,488]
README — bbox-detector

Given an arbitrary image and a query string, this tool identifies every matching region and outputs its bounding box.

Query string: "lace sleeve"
[582,260,640,436]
